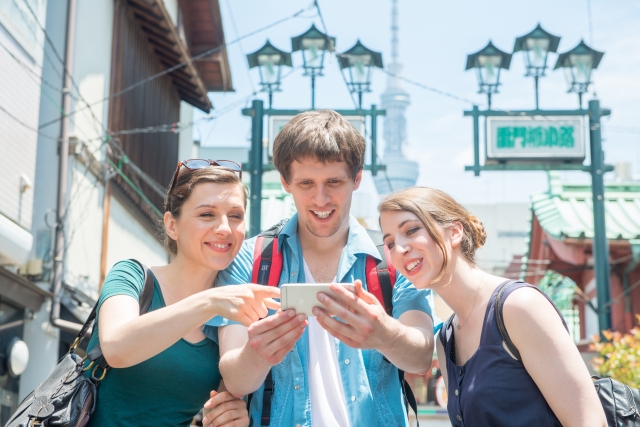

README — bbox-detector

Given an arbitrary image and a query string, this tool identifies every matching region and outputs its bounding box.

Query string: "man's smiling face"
[282,158,362,238]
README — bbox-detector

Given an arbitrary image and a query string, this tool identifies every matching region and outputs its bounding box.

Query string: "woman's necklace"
[457,272,485,330]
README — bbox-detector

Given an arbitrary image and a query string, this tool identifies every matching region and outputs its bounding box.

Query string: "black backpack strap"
[438,314,456,349]
[494,280,521,361]
[86,260,156,372]
[365,229,394,314]
[134,260,155,314]
[399,371,419,426]
[261,370,274,426]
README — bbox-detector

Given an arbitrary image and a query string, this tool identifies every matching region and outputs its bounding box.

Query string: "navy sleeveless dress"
[439,281,566,427]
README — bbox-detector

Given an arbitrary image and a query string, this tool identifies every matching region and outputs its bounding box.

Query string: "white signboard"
[268,115,365,158]
[486,116,586,161]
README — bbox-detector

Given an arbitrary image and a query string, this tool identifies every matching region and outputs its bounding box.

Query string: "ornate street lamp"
[291,24,336,109]
[246,40,292,108]
[338,40,383,109]
[554,40,604,108]
[513,24,561,109]
[465,41,512,109]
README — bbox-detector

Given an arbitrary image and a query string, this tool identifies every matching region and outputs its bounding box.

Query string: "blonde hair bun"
[468,215,487,250]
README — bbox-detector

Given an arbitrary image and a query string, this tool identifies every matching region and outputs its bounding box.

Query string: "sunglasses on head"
[169,159,243,194]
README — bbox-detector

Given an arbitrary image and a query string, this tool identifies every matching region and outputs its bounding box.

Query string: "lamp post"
[242,27,386,236]
[291,24,335,109]
[513,24,561,110]
[463,28,612,335]
[246,40,292,108]
[465,41,512,109]
[338,40,383,109]
[554,40,604,108]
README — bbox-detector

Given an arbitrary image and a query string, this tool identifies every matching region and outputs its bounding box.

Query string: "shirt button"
[459,370,463,376]
[455,389,459,396]
[296,424,301,427]
[456,415,462,421]
[292,272,296,277]
[294,384,300,390]
[351,396,356,402]
[344,359,350,365]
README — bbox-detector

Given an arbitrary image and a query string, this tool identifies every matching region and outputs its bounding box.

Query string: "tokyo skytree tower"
[374,0,419,195]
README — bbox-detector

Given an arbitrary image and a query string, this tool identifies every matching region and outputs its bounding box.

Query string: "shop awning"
[0,267,51,312]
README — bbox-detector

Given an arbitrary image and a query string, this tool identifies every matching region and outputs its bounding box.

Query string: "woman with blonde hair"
[378,186,606,427]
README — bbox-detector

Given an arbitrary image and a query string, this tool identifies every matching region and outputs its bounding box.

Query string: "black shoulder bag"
[5,260,155,427]
[494,281,640,427]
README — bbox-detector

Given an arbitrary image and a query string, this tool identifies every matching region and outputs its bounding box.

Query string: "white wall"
[163,0,179,28]
[72,0,113,152]
[63,160,105,299]
[0,2,47,231]
[465,203,531,274]
[106,196,168,271]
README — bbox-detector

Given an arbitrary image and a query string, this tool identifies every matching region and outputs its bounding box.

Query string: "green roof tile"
[532,180,640,241]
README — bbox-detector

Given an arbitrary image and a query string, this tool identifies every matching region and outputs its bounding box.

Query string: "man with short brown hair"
[205,109,437,427]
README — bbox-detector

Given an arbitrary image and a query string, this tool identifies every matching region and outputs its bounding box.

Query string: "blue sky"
[194,0,640,204]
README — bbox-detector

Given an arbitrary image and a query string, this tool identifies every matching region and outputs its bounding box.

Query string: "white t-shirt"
[303,260,351,427]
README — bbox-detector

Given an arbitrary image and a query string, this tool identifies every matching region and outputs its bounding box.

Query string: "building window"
[0,0,41,59]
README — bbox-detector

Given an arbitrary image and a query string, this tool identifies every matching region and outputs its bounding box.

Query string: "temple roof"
[531,175,640,241]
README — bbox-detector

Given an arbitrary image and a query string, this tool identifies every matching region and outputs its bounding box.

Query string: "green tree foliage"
[538,270,577,311]
[591,315,640,388]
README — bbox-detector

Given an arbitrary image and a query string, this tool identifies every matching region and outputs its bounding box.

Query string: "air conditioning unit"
[0,213,33,266]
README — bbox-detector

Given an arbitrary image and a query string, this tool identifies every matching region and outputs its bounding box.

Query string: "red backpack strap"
[248,219,289,427]
[365,229,395,316]
[250,219,289,286]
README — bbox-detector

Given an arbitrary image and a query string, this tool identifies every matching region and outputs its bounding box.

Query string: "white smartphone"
[280,283,355,316]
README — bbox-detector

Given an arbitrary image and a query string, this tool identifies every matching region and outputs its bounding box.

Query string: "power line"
[379,68,479,106]
[37,3,315,131]
[0,40,75,99]
[223,0,257,94]
[313,0,362,114]
[0,104,57,141]
[94,64,308,139]
[0,37,103,147]
[23,0,111,141]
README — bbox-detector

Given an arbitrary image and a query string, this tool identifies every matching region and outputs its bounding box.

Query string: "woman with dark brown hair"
[83,160,280,427]
[379,187,606,427]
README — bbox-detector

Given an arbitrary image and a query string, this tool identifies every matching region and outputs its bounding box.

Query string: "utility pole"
[589,99,612,332]
[242,99,264,238]
[51,0,81,333]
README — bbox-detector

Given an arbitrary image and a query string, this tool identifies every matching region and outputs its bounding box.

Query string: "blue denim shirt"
[205,215,439,427]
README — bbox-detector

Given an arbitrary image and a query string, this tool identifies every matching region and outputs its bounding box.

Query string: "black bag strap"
[438,314,456,350]
[80,260,155,373]
[260,370,274,426]
[365,229,419,425]
[494,280,522,361]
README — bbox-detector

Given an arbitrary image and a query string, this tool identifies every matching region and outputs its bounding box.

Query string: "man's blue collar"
[276,213,381,260]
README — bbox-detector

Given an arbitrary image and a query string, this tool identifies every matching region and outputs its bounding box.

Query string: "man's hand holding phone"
[312,279,400,351]
[246,309,308,367]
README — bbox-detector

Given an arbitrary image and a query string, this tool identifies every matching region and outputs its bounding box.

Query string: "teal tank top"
[85,260,222,427]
